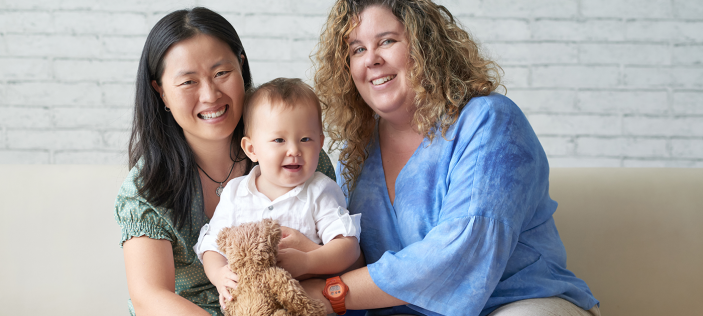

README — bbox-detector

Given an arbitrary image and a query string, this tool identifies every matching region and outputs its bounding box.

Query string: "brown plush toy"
[216,218,327,316]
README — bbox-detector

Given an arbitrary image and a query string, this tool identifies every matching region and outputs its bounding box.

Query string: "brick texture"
[0,0,701,166]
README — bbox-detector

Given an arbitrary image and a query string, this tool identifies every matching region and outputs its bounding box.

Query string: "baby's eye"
[273,138,285,143]
[300,137,312,142]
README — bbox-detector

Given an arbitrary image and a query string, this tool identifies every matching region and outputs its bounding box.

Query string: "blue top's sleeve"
[362,95,552,316]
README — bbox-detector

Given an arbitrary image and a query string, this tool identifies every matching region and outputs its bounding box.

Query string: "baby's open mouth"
[198,105,228,120]
[283,165,301,170]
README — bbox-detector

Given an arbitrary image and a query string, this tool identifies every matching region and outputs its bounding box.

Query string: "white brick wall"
[0,0,701,166]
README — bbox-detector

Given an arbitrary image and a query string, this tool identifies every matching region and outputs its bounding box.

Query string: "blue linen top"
[338,93,598,316]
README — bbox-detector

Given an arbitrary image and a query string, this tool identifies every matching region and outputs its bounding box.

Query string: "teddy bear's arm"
[265,268,327,316]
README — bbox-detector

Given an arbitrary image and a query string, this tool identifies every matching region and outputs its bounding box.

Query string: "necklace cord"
[197,160,235,185]
[196,140,237,186]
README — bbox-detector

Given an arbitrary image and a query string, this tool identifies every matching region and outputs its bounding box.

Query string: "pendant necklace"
[197,160,235,197]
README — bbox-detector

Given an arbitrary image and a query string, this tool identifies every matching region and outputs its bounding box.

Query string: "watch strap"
[325,276,348,315]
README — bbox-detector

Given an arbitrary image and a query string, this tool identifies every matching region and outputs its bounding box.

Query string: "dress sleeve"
[367,97,550,316]
[114,165,175,247]
[310,174,361,244]
[316,149,336,181]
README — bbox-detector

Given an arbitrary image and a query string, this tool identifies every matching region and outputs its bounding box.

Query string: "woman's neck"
[378,108,420,141]
[187,136,236,177]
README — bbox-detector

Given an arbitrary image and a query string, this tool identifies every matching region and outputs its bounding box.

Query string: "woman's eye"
[215,71,230,77]
[301,137,312,142]
[273,138,284,143]
[381,39,396,45]
[352,47,366,55]
[180,80,195,86]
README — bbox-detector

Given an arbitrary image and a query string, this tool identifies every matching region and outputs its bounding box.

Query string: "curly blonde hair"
[314,0,503,193]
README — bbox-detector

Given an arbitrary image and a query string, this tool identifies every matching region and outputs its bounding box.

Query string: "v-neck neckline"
[373,121,425,209]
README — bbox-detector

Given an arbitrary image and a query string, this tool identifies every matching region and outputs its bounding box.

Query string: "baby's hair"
[243,78,322,136]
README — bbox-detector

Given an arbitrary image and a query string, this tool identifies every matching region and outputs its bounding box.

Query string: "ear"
[319,133,325,149]
[240,54,246,67]
[241,136,258,162]
[151,80,163,99]
[260,219,281,250]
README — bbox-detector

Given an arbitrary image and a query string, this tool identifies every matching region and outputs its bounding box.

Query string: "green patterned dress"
[114,151,337,315]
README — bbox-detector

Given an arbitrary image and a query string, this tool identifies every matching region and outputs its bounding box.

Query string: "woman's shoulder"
[462,92,523,119]
[114,160,174,243]
[452,93,529,133]
[117,161,146,200]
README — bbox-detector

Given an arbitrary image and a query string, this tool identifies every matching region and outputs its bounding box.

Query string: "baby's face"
[243,101,323,196]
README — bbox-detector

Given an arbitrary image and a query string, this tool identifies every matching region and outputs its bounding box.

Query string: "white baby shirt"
[194,165,361,262]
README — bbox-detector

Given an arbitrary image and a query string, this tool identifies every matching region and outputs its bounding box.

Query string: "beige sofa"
[1,165,701,315]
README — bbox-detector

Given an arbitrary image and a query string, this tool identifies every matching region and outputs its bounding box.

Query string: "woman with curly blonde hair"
[293,1,600,315]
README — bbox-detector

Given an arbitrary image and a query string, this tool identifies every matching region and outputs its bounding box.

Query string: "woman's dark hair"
[129,7,254,230]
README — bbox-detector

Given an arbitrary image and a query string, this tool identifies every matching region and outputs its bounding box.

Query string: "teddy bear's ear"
[260,218,282,247]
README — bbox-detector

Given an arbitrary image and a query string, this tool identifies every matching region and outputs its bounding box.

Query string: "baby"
[194,77,361,306]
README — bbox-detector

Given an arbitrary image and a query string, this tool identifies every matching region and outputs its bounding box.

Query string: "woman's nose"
[200,80,221,103]
[364,48,383,68]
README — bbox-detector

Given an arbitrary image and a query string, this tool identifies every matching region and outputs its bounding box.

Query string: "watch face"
[327,284,343,298]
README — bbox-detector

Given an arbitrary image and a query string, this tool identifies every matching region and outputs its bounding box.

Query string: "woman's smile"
[371,74,397,86]
[198,104,228,120]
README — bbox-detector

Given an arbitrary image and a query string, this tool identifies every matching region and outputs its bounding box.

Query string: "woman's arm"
[301,267,407,314]
[123,236,211,316]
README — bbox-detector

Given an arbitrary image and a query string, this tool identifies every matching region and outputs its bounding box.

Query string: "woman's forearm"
[343,267,407,310]
[124,236,211,316]
[132,289,212,316]
[302,267,407,313]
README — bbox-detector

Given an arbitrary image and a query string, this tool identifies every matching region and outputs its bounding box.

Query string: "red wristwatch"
[322,276,349,315]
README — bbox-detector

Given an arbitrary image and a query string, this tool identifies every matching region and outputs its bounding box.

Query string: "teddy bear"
[216,218,327,316]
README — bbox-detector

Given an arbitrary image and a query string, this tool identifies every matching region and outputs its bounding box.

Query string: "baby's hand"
[279,226,322,252]
[213,265,239,303]
[219,293,228,311]
[277,248,310,278]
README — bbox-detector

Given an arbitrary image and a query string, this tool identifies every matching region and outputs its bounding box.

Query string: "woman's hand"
[279,226,322,252]
[277,248,310,278]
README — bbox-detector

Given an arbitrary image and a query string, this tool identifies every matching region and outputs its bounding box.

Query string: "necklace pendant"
[216,185,224,197]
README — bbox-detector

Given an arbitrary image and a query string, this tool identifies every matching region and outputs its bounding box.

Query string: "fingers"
[224,269,239,282]
[217,284,234,303]
[279,226,292,238]
[223,279,238,293]
[278,239,288,250]
[219,294,226,309]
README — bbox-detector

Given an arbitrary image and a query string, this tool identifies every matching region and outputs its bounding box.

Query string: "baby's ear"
[241,136,258,162]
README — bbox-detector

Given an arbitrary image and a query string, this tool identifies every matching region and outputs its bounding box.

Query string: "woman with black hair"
[114,7,336,315]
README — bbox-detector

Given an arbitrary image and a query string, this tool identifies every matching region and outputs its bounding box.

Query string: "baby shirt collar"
[236,165,310,202]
